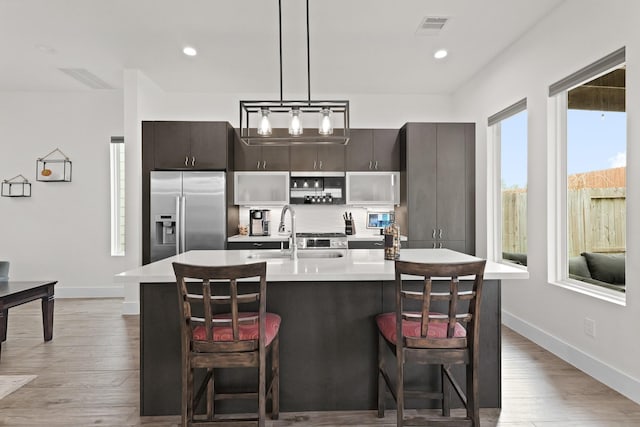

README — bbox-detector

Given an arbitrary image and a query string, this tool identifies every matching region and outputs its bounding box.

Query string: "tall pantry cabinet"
[398,123,475,254]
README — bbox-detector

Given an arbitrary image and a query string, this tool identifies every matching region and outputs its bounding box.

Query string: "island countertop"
[116,248,528,283]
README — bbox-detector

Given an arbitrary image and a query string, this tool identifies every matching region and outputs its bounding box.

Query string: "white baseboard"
[502,310,640,405]
[55,286,124,299]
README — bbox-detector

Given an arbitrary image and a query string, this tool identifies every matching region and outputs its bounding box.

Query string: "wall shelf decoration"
[37,148,72,182]
[1,174,32,197]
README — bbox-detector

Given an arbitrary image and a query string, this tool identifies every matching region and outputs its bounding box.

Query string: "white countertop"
[227,234,407,242]
[116,249,529,283]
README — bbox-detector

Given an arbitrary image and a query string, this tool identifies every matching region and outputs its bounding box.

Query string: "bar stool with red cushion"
[172,261,280,427]
[377,259,486,427]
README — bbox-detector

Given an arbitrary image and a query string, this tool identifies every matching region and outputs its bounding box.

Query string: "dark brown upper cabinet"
[346,129,399,171]
[153,121,230,170]
[290,144,345,172]
[398,122,475,255]
[234,137,290,171]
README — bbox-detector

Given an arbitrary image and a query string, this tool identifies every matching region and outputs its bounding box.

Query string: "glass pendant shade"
[289,108,303,136]
[318,108,333,135]
[257,108,272,136]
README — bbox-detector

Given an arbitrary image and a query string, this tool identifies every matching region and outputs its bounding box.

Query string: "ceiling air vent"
[58,68,114,90]
[416,16,449,35]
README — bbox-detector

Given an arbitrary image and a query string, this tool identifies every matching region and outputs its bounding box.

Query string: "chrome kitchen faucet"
[278,204,297,260]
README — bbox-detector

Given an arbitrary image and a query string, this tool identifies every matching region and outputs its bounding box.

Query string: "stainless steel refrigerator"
[150,171,226,263]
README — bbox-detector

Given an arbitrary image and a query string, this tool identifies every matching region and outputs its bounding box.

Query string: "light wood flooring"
[1,298,639,426]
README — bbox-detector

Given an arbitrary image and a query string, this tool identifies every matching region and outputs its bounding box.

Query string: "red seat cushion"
[193,312,281,346]
[376,312,466,344]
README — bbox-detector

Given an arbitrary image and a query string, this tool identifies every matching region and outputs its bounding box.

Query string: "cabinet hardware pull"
[185,156,188,167]
[432,242,436,249]
[374,242,383,246]
[439,229,443,239]
[313,160,317,169]
[253,243,263,247]
[432,229,436,239]
[263,160,266,169]
[319,160,323,169]
[439,242,443,249]
[374,161,378,169]
[369,160,373,169]
[257,161,261,169]
[191,157,195,167]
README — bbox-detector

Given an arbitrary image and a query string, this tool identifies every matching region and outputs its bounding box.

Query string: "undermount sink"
[247,250,345,260]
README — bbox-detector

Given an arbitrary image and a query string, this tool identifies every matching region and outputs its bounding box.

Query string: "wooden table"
[0,280,57,358]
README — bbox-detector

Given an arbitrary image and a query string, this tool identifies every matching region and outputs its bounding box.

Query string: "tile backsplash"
[237,205,394,236]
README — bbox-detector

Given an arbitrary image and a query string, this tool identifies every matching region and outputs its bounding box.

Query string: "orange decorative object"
[41,169,52,177]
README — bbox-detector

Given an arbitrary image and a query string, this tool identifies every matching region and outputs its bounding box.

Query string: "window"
[110,136,125,256]
[549,48,626,300]
[488,99,528,267]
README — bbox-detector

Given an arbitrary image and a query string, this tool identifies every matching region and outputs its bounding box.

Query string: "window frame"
[110,136,125,256]
[547,49,626,305]
[487,98,528,269]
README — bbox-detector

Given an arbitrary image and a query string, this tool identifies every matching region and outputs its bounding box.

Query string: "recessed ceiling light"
[434,49,448,59]
[183,46,197,57]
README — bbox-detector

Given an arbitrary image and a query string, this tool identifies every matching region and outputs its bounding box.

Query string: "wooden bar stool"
[172,261,280,427]
[376,259,486,426]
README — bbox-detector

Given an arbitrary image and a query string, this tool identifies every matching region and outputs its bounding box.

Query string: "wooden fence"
[502,186,626,256]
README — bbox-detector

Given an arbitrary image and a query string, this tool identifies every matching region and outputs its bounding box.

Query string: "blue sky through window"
[501,110,527,189]
[500,109,626,188]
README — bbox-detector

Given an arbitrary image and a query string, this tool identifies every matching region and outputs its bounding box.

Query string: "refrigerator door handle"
[175,196,181,255]
[180,196,187,253]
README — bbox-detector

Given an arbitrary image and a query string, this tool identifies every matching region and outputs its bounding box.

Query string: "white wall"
[452,0,640,402]
[0,91,126,297]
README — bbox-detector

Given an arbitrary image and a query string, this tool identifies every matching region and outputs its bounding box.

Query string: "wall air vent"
[58,68,114,90]
[416,16,449,35]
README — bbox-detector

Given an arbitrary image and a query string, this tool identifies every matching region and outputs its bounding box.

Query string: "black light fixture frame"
[239,0,350,146]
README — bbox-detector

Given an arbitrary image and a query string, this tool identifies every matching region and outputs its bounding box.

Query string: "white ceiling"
[0,0,565,95]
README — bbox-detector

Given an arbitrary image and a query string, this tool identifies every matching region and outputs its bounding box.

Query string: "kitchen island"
[116,248,527,416]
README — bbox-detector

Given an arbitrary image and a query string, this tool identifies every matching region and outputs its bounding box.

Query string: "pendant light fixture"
[239,0,350,146]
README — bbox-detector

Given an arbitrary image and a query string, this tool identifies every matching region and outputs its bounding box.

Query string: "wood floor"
[1,298,639,426]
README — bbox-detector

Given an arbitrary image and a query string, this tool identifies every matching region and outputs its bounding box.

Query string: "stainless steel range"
[295,232,348,250]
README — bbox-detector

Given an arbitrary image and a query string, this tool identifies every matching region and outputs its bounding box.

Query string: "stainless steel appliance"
[249,209,271,236]
[295,232,348,250]
[150,171,226,263]
[290,172,345,204]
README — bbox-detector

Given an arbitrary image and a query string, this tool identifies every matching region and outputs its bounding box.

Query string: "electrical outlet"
[584,318,596,337]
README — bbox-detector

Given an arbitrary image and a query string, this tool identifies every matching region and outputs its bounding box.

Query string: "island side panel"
[140,282,183,416]
[267,280,383,411]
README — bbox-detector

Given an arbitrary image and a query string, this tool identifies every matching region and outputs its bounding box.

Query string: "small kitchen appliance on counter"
[249,209,271,236]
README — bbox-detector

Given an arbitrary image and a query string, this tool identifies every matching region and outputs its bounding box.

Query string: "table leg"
[0,308,7,342]
[41,292,54,342]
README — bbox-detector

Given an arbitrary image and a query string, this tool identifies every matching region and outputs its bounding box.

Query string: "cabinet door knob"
[185,156,188,167]
[191,157,195,167]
